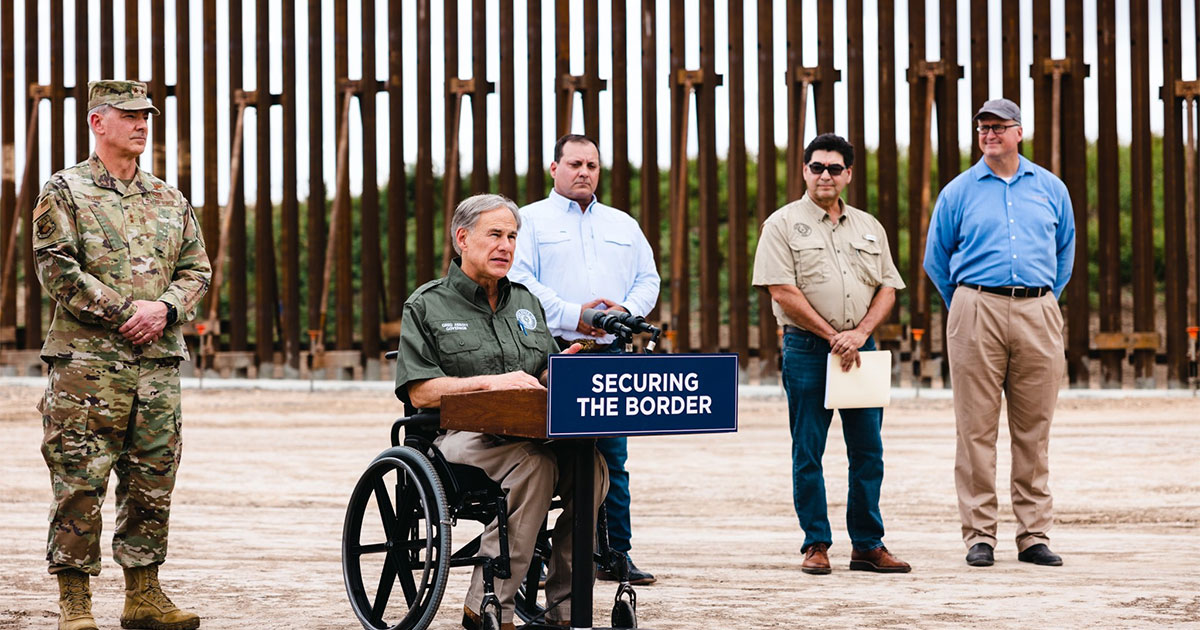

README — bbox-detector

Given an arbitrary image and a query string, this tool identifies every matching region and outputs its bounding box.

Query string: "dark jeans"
[781,329,885,552]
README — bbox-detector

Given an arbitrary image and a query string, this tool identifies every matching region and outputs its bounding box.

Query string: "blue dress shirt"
[923,156,1075,308]
[508,190,661,341]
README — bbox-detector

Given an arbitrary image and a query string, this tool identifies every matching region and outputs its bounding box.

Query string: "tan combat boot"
[56,570,99,630]
[120,565,200,630]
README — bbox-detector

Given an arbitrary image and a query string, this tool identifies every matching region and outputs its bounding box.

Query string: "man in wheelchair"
[394,193,609,629]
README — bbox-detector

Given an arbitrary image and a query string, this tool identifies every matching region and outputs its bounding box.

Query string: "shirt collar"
[800,192,847,224]
[446,258,511,311]
[972,155,1036,181]
[88,153,154,196]
[548,189,597,214]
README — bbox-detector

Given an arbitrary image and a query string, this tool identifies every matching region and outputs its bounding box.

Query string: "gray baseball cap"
[973,98,1021,124]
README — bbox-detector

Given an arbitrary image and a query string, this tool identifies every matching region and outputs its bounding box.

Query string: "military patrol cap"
[87,80,161,115]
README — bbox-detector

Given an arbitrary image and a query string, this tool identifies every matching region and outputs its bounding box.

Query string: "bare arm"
[408,371,545,409]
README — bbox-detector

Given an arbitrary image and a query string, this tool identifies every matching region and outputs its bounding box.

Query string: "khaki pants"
[437,430,609,623]
[946,287,1063,552]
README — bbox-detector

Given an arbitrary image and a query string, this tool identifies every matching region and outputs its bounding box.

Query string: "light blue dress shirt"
[923,156,1075,308]
[509,190,661,341]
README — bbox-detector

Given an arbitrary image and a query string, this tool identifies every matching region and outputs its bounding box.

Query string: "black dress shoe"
[965,543,994,567]
[598,558,657,585]
[1018,543,1063,566]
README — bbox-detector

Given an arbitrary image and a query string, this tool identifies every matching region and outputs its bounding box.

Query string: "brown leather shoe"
[462,606,515,630]
[849,545,912,573]
[801,543,832,575]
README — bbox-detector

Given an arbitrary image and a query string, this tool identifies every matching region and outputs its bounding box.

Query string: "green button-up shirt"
[32,154,211,361]
[394,259,560,405]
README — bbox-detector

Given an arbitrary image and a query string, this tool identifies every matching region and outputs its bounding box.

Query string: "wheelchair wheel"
[343,446,452,630]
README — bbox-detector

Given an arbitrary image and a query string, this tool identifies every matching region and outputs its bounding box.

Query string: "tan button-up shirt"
[752,194,904,332]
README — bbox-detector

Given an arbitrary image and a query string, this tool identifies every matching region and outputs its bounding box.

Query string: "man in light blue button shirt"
[923,98,1075,570]
[509,134,661,584]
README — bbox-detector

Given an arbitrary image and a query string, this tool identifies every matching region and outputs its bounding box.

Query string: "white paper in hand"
[824,350,892,409]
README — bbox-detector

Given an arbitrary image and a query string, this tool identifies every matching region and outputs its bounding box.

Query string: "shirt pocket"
[152,201,184,262]
[435,330,485,377]
[536,228,572,247]
[78,205,128,265]
[788,236,831,289]
[849,240,883,285]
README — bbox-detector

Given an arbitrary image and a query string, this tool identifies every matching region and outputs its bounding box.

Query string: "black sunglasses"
[807,161,846,176]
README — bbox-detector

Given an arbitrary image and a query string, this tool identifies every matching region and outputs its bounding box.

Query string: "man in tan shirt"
[752,133,909,575]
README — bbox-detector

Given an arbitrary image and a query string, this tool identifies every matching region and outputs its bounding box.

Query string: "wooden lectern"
[441,389,548,438]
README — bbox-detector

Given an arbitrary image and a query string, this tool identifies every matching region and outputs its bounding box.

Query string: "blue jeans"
[598,342,633,555]
[781,329,886,552]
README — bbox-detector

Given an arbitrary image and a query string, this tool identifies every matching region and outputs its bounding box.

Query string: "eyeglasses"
[976,123,1020,136]
[807,162,847,176]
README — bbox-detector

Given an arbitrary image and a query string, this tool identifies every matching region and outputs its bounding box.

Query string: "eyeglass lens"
[977,124,1015,135]
[809,162,845,176]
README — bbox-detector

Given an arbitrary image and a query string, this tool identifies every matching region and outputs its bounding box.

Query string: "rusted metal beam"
[51,0,64,174]
[1163,0,1187,386]
[415,0,433,284]
[151,0,166,176]
[23,0,41,347]
[499,0,517,199]
[126,0,139,79]
[281,0,299,368]
[1,0,14,334]
[756,0,777,376]
[471,0,488,194]
[906,0,928,384]
[846,0,866,207]
[202,0,218,317]
[937,0,962,385]
[698,0,720,353]
[443,0,461,273]
[176,0,192,200]
[785,0,803,201]
[877,0,900,383]
[611,0,630,212]
[526,0,545,203]
[1031,1,1050,166]
[100,0,113,77]
[1096,0,1122,387]
[1063,3,1090,387]
[641,0,660,321]
[669,0,688,352]
[814,0,836,133]
[255,0,277,367]
[1130,0,1155,385]
[387,0,407,323]
[228,0,248,351]
[583,0,601,143]
[1001,0,1020,102]
[555,0,570,136]
[75,0,89,162]
[969,0,987,164]
[361,0,382,362]
[335,1,353,350]
[728,0,748,365]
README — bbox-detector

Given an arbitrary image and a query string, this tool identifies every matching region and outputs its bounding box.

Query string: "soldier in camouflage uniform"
[34,80,210,630]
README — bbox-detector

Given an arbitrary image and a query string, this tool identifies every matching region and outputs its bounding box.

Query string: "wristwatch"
[159,301,178,326]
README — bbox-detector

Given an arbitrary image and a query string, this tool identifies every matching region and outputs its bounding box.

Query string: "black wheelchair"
[341,404,640,630]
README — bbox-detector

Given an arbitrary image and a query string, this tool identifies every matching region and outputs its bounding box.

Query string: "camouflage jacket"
[33,154,211,361]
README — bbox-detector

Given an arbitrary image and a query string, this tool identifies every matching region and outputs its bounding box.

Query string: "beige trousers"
[437,430,609,623]
[946,286,1064,552]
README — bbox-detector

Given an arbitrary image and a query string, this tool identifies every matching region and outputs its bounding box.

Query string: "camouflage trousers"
[38,357,183,576]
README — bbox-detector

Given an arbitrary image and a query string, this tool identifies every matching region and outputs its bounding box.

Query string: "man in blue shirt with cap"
[923,98,1075,569]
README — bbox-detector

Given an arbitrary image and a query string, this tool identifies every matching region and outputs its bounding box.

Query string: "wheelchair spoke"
[371,477,398,535]
[371,551,399,622]
[396,556,420,604]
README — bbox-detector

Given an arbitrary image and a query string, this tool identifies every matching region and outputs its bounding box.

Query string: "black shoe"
[1018,543,1063,566]
[965,543,994,567]
[598,558,657,585]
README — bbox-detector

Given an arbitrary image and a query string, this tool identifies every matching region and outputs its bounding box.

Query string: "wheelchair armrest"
[390,409,441,447]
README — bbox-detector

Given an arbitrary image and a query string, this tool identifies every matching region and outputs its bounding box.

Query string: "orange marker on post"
[911,328,925,396]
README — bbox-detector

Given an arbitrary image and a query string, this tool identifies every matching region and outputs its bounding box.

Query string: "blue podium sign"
[546,353,739,438]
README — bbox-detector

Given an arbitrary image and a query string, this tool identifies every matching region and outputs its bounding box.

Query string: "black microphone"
[581,308,635,337]
[607,311,661,335]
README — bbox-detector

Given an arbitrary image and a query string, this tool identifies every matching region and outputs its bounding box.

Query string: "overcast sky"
[2,0,1183,206]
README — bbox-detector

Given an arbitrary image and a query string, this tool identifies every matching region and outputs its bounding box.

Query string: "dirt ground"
[1,384,1197,629]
